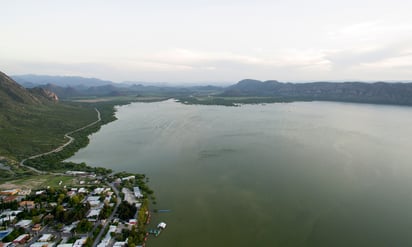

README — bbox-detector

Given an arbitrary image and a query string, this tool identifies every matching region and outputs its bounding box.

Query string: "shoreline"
[0,101,157,247]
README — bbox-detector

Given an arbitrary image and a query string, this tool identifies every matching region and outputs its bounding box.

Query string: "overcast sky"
[1,0,412,83]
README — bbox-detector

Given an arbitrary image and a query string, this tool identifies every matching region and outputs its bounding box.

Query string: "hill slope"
[0,71,101,160]
[0,71,42,106]
[0,71,59,107]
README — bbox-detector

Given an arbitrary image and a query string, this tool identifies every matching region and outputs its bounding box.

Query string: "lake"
[69,100,412,246]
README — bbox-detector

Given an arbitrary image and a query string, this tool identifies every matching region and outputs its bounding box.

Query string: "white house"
[133,187,143,199]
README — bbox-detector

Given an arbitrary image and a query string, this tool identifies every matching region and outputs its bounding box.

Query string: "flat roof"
[57,244,73,247]
[16,220,32,227]
[14,234,29,242]
[39,234,53,242]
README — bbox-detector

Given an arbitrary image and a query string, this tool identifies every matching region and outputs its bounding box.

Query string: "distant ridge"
[9,73,412,106]
[12,74,114,88]
[222,79,412,105]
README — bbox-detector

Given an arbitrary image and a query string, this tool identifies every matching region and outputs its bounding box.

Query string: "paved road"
[19,108,101,174]
[92,181,121,247]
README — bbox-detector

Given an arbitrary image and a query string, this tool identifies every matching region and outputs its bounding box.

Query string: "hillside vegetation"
[0,72,130,178]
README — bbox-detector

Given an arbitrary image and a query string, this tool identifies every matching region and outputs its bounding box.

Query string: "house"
[57,244,73,247]
[87,196,100,201]
[78,188,87,194]
[3,196,18,203]
[94,187,110,195]
[0,189,19,196]
[18,189,31,196]
[15,219,32,228]
[32,223,42,232]
[87,209,101,220]
[62,223,76,234]
[86,196,101,208]
[121,176,135,181]
[30,242,55,247]
[133,187,143,199]
[113,242,127,247]
[38,234,53,242]
[66,171,87,176]
[0,210,22,224]
[13,234,30,244]
[73,238,87,247]
[67,191,76,197]
[19,200,35,209]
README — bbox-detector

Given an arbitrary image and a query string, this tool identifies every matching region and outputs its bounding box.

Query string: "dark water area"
[69,100,412,246]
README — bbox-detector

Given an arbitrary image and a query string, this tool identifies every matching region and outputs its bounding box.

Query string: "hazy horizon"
[2,0,412,84]
[10,73,412,87]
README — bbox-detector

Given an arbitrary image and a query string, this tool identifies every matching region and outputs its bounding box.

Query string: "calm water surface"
[69,100,412,246]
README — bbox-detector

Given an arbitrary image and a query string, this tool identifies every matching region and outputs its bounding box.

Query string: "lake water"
[69,100,412,246]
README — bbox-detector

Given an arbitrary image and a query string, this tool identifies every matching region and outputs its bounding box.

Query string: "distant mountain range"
[8,73,412,106]
[12,74,115,88]
[11,74,224,99]
[222,79,412,105]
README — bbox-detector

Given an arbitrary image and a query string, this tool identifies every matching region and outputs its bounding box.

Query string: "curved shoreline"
[19,108,101,174]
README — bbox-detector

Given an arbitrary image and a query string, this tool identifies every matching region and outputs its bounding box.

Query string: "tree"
[84,237,93,247]
[57,193,65,204]
[70,195,80,206]
[32,215,42,224]
[117,201,137,221]
[76,219,93,233]
[99,204,113,220]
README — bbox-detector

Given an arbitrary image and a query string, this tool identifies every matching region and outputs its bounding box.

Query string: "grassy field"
[0,174,78,190]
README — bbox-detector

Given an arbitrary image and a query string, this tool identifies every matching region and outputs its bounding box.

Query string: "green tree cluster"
[117,201,137,221]
[75,219,93,233]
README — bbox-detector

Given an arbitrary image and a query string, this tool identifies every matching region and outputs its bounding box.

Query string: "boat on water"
[149,222,167,237]
[157,222,167,229]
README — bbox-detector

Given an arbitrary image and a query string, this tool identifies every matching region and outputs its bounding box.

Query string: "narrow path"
[19,108,101,174]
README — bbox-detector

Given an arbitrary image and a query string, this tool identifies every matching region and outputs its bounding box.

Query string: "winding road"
[19,108,101,174]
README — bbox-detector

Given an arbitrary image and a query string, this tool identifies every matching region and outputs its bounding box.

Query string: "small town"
[0,172,165,247]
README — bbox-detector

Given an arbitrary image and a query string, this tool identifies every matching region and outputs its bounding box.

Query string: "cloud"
[133,48,332,73]
[325,41,412,70]
[3,43,411,83]
[360,53,412,69]
[328,20,412,42]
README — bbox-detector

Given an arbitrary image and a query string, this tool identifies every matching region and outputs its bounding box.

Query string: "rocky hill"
[0,71,59,108]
